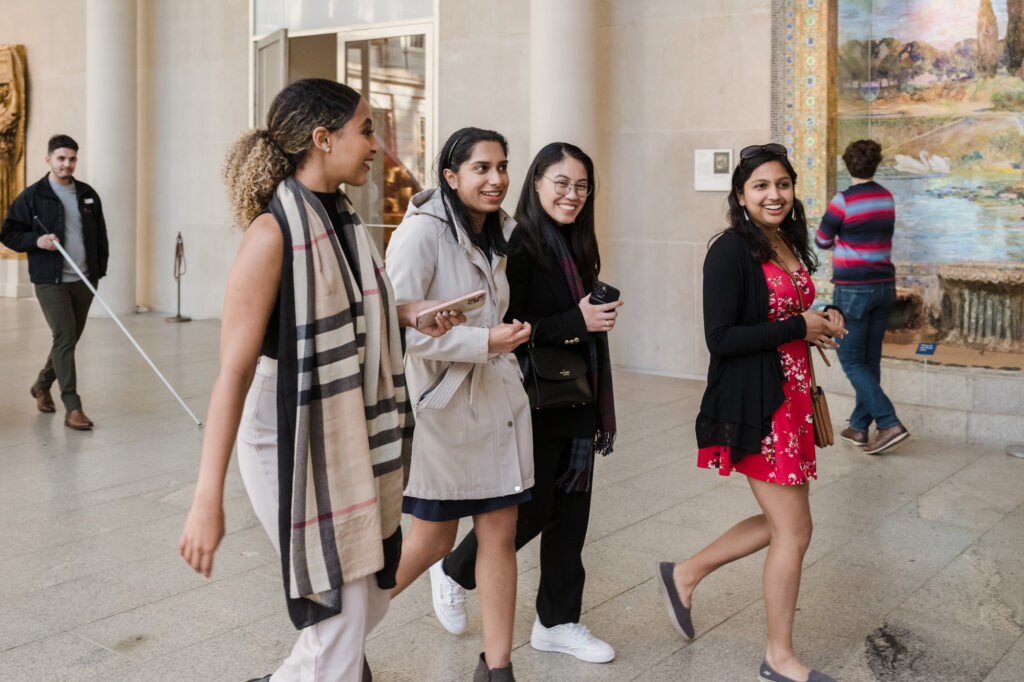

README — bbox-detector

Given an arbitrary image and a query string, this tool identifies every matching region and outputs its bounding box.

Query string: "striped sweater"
[815,181,896,284]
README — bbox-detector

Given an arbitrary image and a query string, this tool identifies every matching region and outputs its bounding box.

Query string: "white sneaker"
[428,559,467,635]
[530,616,615,663]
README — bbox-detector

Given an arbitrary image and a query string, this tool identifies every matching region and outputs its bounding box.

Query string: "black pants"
[442,437,592,627]
[34,279,95,411]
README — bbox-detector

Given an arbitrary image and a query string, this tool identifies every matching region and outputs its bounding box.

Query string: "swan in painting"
[894,152,929,174]
[927,153,951,174]
[893,150,951,175]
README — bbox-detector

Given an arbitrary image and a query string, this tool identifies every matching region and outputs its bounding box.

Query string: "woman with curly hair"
[178,78,462,682]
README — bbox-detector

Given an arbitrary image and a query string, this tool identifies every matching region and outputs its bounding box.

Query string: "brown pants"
[34,279,95,411]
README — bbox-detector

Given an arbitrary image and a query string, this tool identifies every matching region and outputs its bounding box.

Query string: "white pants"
[238,357,391,682]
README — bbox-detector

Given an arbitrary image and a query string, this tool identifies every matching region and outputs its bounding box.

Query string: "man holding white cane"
[1,134,109,429]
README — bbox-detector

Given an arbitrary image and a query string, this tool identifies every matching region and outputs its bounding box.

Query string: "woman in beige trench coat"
[386,127,534,682]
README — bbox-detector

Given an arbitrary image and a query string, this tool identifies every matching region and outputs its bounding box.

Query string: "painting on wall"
[834,0,1024,359]
[0,44,27,261]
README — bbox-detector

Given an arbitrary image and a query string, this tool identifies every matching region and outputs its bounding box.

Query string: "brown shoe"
[840,426,868,446]
[30,383,56,413]
[65,408,94,430]
[864,423,909,455]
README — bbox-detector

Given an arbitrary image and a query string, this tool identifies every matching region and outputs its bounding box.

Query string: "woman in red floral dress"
[700,260,818,485]
[657,145,846,682]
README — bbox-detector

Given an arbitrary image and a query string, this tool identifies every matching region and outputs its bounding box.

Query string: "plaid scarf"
[269,177,412,629]
[544,225,616,492]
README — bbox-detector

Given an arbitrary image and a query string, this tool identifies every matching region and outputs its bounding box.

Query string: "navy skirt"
[403,490,532,522]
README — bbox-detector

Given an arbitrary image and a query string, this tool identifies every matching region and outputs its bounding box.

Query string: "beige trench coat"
[385,189,534,500]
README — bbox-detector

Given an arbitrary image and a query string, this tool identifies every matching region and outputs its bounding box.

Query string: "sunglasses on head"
[739,143,788,161]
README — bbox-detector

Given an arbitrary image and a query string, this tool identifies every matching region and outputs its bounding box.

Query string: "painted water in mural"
[837,0,1024,264]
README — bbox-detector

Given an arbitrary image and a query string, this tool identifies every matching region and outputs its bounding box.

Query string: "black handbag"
[518,344,593,410]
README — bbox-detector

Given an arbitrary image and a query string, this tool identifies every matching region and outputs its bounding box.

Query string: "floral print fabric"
[697,261,817,485]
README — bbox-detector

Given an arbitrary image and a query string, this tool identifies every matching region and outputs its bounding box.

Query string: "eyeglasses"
[542,176,593,198]
[739,143,788,162]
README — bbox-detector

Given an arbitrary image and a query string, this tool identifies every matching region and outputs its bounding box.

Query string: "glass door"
[341,26,433,254]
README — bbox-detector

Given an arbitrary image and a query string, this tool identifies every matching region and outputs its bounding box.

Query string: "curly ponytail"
[222,129,293,229]
[221,78,362,229]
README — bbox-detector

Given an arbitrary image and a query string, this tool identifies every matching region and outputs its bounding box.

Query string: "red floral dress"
[697,261,817,485]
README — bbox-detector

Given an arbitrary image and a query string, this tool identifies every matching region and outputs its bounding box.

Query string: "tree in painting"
[977,0,999,77]
[1006,0,1024,76]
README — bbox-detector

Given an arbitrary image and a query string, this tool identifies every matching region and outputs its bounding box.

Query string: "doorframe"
[249,9,438,144]
[337,18,437,189]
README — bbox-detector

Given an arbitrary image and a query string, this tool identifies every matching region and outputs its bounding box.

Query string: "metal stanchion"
[166,231,191,323]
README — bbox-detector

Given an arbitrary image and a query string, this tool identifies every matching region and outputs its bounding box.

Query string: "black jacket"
[696,231,808,455]
[504,229,598,441]
[1,175,109,284]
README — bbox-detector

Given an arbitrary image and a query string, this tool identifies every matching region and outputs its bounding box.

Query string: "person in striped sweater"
[816,139,910,455]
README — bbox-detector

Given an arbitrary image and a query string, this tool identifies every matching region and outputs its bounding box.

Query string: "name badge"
[84,198,95,205]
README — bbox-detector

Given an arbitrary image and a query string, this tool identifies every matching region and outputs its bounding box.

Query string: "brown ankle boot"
[473,653,514,682]
[65,408,94,430]
[30,383,55,413]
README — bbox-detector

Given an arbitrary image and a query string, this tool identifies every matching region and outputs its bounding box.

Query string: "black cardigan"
[1,175,109,284]
[696,231,808,455]
[504,229,598,440]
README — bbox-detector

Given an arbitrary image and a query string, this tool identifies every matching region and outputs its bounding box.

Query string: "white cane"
[34,217,202,427]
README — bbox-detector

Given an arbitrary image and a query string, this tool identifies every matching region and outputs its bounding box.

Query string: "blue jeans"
[833,282,900,431]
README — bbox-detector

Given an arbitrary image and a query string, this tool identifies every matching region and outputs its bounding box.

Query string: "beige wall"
[437,0,531,210]
[437,0,771,377]
[0,2,88,298]
[2,0,248,319]
[138,0,248,319]
[5,0,771,377]
[0,1,87,183]
[599,0,772,377]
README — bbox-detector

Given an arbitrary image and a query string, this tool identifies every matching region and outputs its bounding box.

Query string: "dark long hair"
[724,149,818,274]
[513,142,600,290]
[436,127,510,255]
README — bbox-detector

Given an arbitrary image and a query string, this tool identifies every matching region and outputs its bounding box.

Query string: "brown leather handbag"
[806,343,834,447]
[776,260,834,448]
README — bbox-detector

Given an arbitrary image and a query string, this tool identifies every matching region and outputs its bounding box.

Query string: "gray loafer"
[655,561,694,639]
[759,659,837,682]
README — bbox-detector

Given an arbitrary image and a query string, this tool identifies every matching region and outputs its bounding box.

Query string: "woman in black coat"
[656,145,844,682]
[428,142,623,665]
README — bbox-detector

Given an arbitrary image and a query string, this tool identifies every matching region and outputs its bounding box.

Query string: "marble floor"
[1,296,1022,682]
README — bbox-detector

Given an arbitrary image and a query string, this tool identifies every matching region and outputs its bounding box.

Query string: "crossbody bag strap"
[772,259,818,392]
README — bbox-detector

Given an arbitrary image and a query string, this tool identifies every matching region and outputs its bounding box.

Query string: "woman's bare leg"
[748,477,813,681]
[392,517,459,597]
[672,511,771,606]
[473,505,518,670]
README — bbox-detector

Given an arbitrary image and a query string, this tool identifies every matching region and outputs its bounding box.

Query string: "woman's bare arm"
[179,213,282,577]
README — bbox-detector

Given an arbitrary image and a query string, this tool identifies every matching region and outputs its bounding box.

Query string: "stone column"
[86,0,137,315]
[529,0,598,156]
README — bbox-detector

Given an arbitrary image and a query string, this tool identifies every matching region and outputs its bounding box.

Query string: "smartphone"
[415,290,487,330]
[589,281,620,305]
